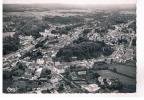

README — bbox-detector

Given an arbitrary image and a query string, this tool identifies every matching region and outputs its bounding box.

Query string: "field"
[108,64,136,78]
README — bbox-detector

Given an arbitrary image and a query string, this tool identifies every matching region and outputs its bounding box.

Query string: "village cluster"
[3,5,136,93]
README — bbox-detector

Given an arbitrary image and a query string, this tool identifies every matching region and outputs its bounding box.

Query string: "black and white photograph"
[2,0,137,94]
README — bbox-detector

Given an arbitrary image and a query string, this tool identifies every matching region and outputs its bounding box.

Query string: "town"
[3,4,136,93]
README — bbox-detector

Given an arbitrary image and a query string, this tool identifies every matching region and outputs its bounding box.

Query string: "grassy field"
[107,64,136,78]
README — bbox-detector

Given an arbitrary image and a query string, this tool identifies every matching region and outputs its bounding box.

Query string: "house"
[71,56,77,61]
[36,59,45,65]
[98,76,104,85]
[35,67,43,78]
[14,53,21,58]
[19,35,34,46]
[38,78,48,82]
[39,29,51,37]
[39,32,47,37]
[77,71,87,76]
[98,76,122,89]
[81,84,100,93]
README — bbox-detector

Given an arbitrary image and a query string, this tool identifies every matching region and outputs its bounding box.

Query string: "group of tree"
[42,16,84,24]
[3,16,34,32]
[20,49,43,60]
[16,18,50,39]
[51,27,69,35]
[3,35,20,55]
[51,23,84,35]
[3,16,51,39]
[3,61,27,80]
[56,38,114,61]
[128,21,136,33]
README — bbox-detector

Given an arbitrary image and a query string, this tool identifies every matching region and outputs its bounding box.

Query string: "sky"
[3,0,136,5]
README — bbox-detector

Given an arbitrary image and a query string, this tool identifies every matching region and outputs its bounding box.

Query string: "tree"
[58,84,64,92]
[113,68,117,73]
[12,62,27,77]
[3,36,20,55]
[3,69,12,79]
[102,46,114,56]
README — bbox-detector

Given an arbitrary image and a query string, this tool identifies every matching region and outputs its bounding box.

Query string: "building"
[81,84,100,93]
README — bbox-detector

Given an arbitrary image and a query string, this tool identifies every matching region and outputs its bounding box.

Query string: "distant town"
[3,4,136,93]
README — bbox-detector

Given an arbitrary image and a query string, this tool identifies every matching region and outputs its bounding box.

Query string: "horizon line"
[3,3,136,5]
